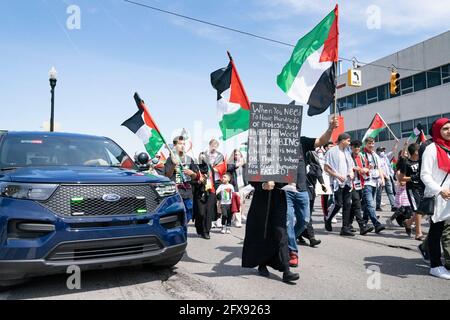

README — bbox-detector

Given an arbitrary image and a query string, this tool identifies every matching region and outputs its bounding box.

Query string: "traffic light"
[390,71,400,95]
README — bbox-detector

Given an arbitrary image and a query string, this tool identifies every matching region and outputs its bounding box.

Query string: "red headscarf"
[431,118,450,173]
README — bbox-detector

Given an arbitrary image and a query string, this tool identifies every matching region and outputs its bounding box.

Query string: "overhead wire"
[124,0,446,75]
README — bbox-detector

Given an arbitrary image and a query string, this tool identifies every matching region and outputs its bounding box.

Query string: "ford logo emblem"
[102,194,121,202]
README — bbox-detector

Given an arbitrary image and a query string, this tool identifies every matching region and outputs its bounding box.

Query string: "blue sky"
[1,0,449,156]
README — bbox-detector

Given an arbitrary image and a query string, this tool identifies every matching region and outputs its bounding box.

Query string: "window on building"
[442,64,450,84]
[427,67,441,88]
[414,118,427,135]
[401,76,413,95]
[357,129,366,141]
[346,94,356,109]
[390,122,401,141]
[428,115,441,128]
[443,113,450,119]
[367,87,378,104]
[413,72,426,92]
[356,92,367,107]
[401,120,413,138]
[337,98,345,112]
[348,131,357,141]
[377,84,388,102]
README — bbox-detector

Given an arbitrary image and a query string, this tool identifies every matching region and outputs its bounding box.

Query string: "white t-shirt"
[216,183,235,205]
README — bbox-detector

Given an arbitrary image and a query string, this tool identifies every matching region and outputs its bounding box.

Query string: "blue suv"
[0,131,187,288]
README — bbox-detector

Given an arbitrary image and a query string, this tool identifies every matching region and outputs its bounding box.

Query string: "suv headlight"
[154,182,177,197]
[0,182,58,201]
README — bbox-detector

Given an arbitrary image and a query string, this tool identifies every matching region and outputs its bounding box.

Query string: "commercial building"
[335,30,450,149]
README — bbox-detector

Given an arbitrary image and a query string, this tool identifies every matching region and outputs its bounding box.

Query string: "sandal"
[415,235,426,241]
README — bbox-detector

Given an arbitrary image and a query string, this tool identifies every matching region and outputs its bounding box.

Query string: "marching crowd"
[145,116,450,284]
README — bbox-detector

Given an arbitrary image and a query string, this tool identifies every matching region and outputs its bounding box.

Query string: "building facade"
[334,31,450,150]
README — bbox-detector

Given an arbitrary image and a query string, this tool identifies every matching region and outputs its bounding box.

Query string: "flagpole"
[377,113,399,142]
[333,61,338,117]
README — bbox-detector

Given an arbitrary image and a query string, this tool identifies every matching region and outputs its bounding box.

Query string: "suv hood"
[5,166,169,184]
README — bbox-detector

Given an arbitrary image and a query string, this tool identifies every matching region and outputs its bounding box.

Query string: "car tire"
[144,252,184,269]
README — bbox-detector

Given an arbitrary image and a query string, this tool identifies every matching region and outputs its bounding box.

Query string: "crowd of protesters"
[142,116,450,282]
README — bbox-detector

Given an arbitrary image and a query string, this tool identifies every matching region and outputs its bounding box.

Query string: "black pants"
[350,189,368,228]
[195,193,216,236]
[428,220,446,268]
[329,186,352,230]
[221,204,232,227]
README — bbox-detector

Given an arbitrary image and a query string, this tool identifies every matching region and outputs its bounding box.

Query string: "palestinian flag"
[211,52,251,141]
[362,113,387,143]
[122,93,165,158]
[409,123,427,144]
[277,5,338,116]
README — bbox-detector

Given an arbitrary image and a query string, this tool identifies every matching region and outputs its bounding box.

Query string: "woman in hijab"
[193,152,217,239]
[420,118,450,279]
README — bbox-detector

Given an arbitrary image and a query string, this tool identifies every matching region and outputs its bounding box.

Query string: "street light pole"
[49,67,58,132]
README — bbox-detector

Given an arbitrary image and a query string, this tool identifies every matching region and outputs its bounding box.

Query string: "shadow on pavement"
[363,255,429,278]
[2,264,179,300]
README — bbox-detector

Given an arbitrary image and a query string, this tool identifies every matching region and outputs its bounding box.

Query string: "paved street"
[1,197,449,300]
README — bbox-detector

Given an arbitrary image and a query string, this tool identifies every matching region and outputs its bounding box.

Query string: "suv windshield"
[0,134,136,170]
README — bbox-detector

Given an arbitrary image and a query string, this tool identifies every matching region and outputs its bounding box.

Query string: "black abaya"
[241,182,289,272]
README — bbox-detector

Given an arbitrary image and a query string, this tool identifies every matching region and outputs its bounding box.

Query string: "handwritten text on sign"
[247,102,303,183]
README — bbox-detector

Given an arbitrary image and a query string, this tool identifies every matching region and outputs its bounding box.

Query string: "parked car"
[0,131,187,289]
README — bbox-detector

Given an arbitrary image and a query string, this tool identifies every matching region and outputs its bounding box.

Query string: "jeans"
[286,191,310,252]
[376,176,396,208]
[301,199,316,240]
[362,185,381,227]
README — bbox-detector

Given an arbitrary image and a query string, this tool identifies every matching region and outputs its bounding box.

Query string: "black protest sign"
[246,102,303,184]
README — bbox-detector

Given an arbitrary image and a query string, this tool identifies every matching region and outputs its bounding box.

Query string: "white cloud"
[253,0,450,35]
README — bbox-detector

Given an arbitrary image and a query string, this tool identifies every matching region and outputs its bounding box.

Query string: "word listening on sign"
[246,102,303,184]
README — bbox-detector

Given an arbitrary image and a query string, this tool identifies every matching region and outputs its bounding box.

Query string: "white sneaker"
[336,212,342,217]
[430,266,450,280]
[221,227,226,234]
[211,221,217,229]
[216,219,223,228]
[332,217,338,224]
[226,227,231,234]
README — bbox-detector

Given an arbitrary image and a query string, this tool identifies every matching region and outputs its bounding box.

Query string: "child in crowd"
[216,173,235,234]
[391,154,413,235]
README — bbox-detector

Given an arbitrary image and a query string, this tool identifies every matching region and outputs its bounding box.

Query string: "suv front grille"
[40,184,161,217]
[46,236,163,262]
